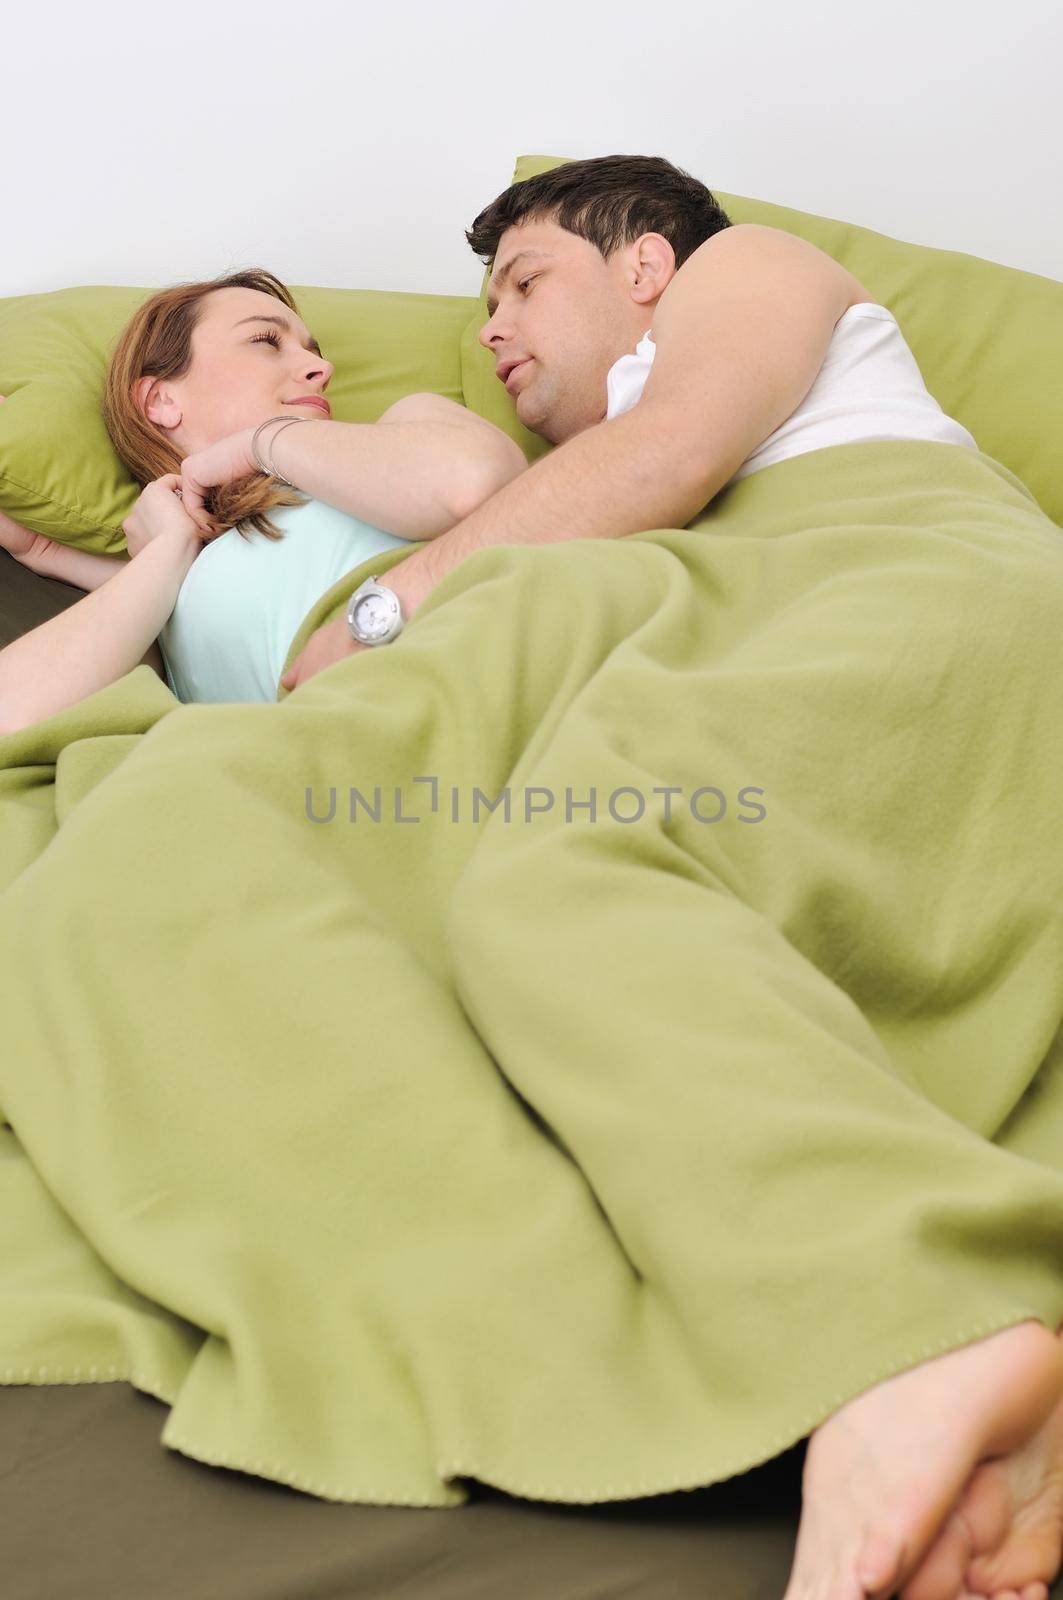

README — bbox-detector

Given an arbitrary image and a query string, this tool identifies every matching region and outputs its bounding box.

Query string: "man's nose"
[478,310,511,350]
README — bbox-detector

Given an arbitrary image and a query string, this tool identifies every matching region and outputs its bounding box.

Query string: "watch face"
[355,592,394,640]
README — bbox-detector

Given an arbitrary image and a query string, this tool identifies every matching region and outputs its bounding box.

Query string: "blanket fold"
[3,437,1063,1507]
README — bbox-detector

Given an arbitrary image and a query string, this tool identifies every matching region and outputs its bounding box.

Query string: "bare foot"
[892,1326,1063,1600]
[779,1319,1063,1600]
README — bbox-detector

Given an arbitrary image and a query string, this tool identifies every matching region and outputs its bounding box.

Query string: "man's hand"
[279,615,365,691]
[279,547,439,693]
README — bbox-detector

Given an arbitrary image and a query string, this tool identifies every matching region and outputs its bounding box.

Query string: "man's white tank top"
[605,301,978,479]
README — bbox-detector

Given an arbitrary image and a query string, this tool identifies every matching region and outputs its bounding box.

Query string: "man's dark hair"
[466,154,733,272]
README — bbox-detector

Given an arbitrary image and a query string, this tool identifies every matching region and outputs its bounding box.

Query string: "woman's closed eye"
[249,330,282,350]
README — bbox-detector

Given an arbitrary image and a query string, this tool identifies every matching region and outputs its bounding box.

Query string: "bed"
[2,156,1062,1599]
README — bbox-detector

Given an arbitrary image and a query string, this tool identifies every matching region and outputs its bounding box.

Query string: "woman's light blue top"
[158,498,416,704]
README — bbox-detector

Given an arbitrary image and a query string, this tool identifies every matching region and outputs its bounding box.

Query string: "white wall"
[4,0,1059,300]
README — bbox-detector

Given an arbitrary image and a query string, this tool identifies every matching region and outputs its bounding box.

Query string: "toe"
[858,1527,907,1596]
[898,1509,973,1600]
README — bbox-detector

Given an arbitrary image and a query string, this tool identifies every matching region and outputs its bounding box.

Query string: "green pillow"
[0,285,478,554]
[461,154,1063,528]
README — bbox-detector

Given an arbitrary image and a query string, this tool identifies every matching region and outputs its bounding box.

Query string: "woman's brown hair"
[103,268,306,543]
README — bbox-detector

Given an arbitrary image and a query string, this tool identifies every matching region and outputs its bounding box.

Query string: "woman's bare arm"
[0,504,129,592]
[0,533,196,736]
[1,396,130,590]
[259,395,529,540]
[29,543,129,592]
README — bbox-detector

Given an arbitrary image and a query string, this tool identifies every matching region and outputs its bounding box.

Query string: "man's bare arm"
[278,397,716,691]
[395,224,851,597]
[407,394,724,591]
[280,226,852,688]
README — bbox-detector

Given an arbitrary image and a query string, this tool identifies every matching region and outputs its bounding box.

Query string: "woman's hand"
[123,475,208,561]
[178,428,259,534]
[0,504,61,573]
[0,398,78,576]
[1,503,129,592]
[0,402,45,564]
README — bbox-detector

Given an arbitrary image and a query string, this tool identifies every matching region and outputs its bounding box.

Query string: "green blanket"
[3,437,1063,1508]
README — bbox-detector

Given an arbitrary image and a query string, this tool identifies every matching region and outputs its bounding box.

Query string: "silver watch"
[346,576,405,646]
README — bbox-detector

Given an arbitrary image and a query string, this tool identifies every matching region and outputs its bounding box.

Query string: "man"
[273,154,1063,1600]
[278,152,860,688]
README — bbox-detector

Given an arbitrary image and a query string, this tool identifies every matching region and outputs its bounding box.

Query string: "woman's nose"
[301,354,334,388]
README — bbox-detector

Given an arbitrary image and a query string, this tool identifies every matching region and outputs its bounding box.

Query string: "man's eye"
[517,277,535,293]
[249,331,282,349]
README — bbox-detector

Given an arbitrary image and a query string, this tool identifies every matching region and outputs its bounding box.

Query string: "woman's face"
[139,286,335,454]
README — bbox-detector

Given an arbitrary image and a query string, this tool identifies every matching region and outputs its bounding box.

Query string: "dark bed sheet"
[2,548,1059,1600]
[1,1381,809,1600]
[0,547,86,650]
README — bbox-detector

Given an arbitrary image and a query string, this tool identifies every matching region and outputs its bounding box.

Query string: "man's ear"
[628,232,676,307]
[133,374,182,431]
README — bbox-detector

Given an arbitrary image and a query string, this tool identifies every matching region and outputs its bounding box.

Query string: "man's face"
[477,219,670,446]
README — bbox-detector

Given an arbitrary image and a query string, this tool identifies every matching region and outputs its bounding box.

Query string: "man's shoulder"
[633,223,863,496]
[672,222,853,296]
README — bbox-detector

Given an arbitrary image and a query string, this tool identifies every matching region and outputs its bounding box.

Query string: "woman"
[0,268,527,733]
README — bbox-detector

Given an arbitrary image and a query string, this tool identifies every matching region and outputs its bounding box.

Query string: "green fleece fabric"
[2,436,1063,1508]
